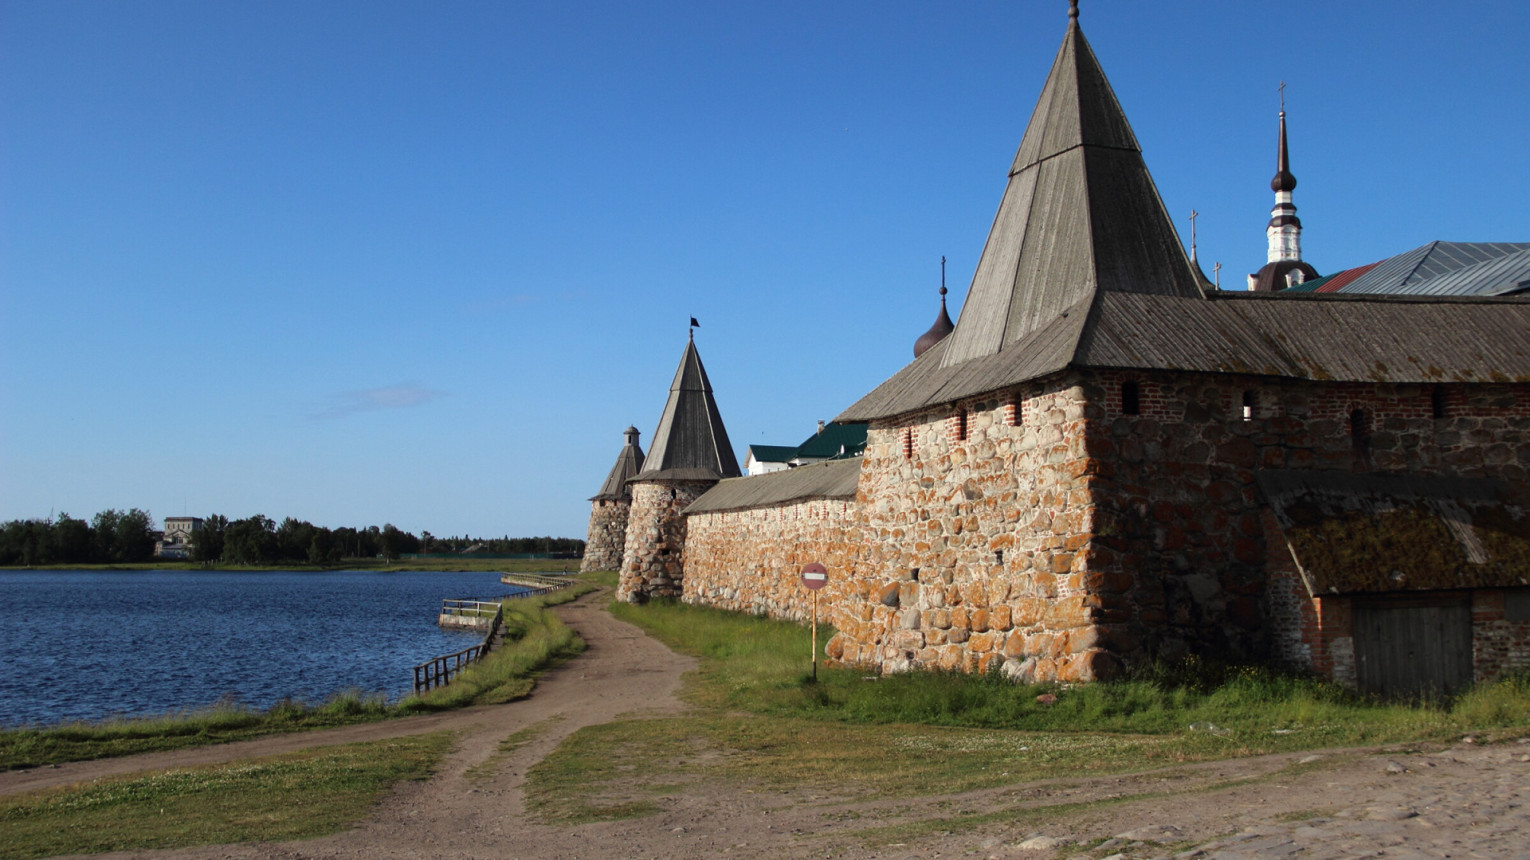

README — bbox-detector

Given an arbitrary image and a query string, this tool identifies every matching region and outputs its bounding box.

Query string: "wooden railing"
[414,602,504,695]
[440,598,502,621]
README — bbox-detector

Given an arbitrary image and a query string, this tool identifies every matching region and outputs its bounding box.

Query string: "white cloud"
[309,382,446,420]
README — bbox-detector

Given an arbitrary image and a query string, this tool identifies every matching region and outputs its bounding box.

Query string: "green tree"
[193,514,228,564]
[223,515,277,565]
[52,513,92,563]
[113,509,156,562]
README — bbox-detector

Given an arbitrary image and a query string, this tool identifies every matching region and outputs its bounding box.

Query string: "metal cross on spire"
[1278,80,1287,113]
[940,255,947,297]
[1188,210,1200,256]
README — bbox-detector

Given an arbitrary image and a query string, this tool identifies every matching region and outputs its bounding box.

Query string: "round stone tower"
[580,426,644,573]
[617,332,740,602]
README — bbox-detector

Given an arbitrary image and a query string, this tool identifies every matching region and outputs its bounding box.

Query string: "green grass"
[399,587,591,711]
[516,598,1530,825]
[0,732,453,859]
[0,581,601,771]
[610,599,1530,747]
[0,557,583,573]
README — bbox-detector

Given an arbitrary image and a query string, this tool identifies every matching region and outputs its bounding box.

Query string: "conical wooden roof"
[633,336,741,482]
[840,7,1203,421]
[939,11,1201,367]
[590,426,644,501]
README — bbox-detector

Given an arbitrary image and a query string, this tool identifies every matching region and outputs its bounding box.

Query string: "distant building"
[744,445,796,476]
[156,516,203,559]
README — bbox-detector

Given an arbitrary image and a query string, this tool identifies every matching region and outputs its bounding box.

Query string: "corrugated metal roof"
[632,337,742,483]
[793,422,868,460]
[684,458,861,515]
[591,428,644,501]
[1340,242,1530,295]
[746,445,797,464]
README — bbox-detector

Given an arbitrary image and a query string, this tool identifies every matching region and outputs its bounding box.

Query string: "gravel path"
[10,590,1528,859]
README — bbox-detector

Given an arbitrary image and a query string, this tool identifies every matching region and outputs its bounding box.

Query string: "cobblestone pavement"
[990,739,1530,860]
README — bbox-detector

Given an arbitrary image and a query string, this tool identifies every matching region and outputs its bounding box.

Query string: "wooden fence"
[414,602,503,695]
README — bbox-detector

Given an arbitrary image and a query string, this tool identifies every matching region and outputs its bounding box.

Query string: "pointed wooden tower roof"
[939,0,1201,367]
[840,1,1205,422]
[633,334,741,482]
[590,426,645,501]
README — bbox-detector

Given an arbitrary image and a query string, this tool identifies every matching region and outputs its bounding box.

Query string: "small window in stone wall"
[1122,380,1141,415]
[956,411,968,441]
[1350,408,1372,465]
[1241,389,1256,421]
[995,550,1004,566]
[1432,385,1447,420]
[911,568,920,582]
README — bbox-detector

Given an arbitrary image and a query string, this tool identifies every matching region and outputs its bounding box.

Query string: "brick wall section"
[580,499,631,573]
[618,480,714,602]
[1087,372,1530,669]
[683,499,858,620]
[1472,589,1530,682]
[828,375,1111,683]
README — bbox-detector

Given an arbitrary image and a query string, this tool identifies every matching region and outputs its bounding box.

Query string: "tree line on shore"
[0,509,584,567]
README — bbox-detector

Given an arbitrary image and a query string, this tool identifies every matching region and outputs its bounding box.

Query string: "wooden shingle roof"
[590,426,644,501]
[633,336,741,483]
[837,8,1530,424]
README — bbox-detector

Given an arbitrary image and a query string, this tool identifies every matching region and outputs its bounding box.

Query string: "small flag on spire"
[690,317,700,328]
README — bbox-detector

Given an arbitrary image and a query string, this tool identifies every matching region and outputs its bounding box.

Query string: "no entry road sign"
[800,562,828,590]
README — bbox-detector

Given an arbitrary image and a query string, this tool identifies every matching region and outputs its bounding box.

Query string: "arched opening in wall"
[1350,408,1372,466]
[1432,385,1447,419]
[995,550,1004,566]
[910,568,920,582]
[1122,380,1141,415]
[902,427,913,459]
[956,410,969,441]
[1241,389,1256,421]
[669,488,677,500]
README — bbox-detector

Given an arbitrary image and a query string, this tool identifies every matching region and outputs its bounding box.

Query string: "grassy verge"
[0,558,583,573]
[0,732,454,859]
[521,598,1530,824]
[0,580,601,771]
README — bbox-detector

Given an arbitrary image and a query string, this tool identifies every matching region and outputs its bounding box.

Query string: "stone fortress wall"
[676,372,1530,685]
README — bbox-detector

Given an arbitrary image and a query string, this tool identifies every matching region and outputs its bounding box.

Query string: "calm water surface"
[0,569,526,728]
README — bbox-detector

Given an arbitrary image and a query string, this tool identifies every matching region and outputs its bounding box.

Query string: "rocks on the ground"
[1384,760,1408,774]
[1118,824,1185,843]
[1017,835,1066,851]
[1364,806,1418,821]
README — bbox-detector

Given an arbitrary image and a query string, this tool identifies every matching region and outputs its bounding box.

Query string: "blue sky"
[2,0,1526,539]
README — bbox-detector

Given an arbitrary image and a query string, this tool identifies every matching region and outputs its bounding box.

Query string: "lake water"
[0,569,527,728]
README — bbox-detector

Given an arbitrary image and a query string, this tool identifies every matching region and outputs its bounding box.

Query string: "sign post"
[800,563,828,682]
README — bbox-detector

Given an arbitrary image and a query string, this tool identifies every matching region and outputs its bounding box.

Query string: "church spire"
[1267,84,1301,265]
[1249,84,1319,291]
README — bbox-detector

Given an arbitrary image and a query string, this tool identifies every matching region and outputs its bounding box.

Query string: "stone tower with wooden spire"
[617,331,740,602]
[580,426,644,573]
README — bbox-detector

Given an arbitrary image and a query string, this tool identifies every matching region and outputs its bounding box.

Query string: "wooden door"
[1353,593,1473,700]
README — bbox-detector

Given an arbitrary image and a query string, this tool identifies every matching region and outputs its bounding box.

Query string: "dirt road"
[12,590,1529,859]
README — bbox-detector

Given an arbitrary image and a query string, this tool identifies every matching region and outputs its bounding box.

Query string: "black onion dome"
[914,290,955,358]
